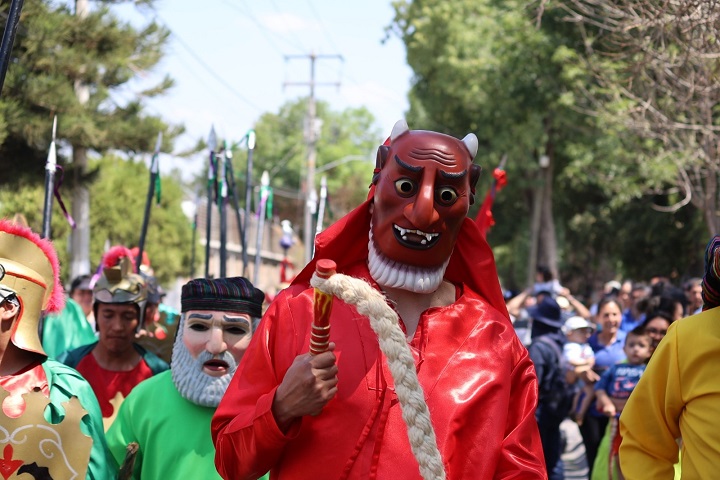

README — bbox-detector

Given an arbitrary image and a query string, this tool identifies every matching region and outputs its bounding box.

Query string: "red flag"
[475,168,507,238]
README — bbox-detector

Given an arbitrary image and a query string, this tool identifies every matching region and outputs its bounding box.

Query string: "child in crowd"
[592,327,652,480]
[562,316,596,425]
[533,265,565,297]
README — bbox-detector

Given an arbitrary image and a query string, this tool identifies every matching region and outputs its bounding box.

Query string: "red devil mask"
[370,120,481,269]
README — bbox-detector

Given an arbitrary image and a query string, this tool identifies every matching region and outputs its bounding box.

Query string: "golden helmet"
[92,246,148,328]
[0,220,64,355]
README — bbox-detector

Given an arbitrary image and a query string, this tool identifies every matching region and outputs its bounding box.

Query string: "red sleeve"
[211,292,305,480]
[495,341,547,479]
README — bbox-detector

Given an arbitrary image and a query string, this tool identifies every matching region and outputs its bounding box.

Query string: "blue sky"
[113,0,413,177]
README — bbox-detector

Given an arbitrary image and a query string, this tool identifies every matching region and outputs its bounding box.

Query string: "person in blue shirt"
[683,277,703,316]
[581,296,627,476]
[594,329,651,417]
[619,283,650,332]
[527,296,574,480]
[593,327,652,479]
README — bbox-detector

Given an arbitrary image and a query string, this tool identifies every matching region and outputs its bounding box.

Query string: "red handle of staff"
[310,259,336,355]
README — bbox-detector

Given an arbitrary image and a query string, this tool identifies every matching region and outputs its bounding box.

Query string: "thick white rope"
[311,271,446,480]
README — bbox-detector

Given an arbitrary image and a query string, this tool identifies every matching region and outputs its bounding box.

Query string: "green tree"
[0,154,194,286]
[89,155,193,285]
[238,98,381,239]
[389,0,595,285]
[557,0,720,235]
[389,0,706,292]
[0,0,179,178]
[0,0,182,278]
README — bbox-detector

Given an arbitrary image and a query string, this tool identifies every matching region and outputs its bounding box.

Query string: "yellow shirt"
[619,307,720,479]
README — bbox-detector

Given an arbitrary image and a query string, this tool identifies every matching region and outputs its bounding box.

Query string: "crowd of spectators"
[507,265,704,479]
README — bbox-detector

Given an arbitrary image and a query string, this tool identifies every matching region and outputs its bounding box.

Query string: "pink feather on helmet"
[102,245,136,270]
[0,219,65,314]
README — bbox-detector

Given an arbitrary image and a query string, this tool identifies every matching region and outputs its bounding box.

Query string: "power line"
[267,0,308,53]
[168,32,265,114]
[221,0,305,56]
[305,0,341,54]
[268,142,303,178]
[289,4,407,113]
[148,8,265,114]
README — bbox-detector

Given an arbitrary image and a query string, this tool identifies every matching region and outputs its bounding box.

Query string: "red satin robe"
[212,261,545,479]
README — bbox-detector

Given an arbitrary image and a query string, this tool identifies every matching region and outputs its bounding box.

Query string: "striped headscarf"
[181,277,265,318]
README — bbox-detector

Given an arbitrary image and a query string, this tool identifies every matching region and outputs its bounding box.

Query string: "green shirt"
[106,370,268,480]
[42,298,97,359]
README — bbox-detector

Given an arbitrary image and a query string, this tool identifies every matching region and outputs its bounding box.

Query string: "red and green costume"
[0,359,116,479]
[59,341,168,418]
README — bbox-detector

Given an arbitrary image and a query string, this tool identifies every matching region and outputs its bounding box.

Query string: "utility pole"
[70,0,91,279]
[284,51,343,264]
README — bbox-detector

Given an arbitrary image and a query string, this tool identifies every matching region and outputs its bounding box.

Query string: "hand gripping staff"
[310,262,446,480]
[309,259,336,355]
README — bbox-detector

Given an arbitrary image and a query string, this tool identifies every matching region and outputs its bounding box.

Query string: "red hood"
[293,198,509,319]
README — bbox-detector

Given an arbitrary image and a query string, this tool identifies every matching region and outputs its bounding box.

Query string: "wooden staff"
[117,442,139,480]
[310,259,336,355]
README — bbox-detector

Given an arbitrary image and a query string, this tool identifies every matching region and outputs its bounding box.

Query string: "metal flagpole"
[254,171,270,285]
[225,150,248,275]
[190,191,199,278]
[315,175,328,237]
[135,132,162,272]
[218,141,229,278]
[243,130,255,277]
[205,126,217,278]
[41,116,58,239]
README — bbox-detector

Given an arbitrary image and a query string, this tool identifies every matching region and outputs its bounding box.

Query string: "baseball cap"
[562,316,596,334]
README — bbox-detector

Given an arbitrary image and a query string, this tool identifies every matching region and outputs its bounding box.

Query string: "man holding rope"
[212,120,546,479]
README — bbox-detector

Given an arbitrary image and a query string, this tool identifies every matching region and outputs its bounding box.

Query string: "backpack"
[533,336,575,421]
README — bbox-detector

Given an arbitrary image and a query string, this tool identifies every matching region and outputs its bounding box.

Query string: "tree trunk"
[527,175,543,287]
[70,0,91,278]
[528,159,558,286]
[699,99,719,237]
[528,129,559,286]
[538,159,558,277]
[538,128,559,280]
[702,170,719,236]
[70,144,90,278]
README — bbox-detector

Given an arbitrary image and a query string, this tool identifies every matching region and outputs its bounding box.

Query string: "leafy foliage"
[0,0,183,185]
[389,0,708,291]
[557,0,720,233]
[0,155,194,286]
[238,98,381,237]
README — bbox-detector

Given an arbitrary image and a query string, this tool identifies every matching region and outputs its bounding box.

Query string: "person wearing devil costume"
[212,121,546,479]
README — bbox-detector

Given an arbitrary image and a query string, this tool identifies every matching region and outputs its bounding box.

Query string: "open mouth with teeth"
[393,224,440,250]
[203,359,230,375]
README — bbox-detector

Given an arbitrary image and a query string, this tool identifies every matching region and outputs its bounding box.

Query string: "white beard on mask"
[368,226,450,294]
[171,319,238,408]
